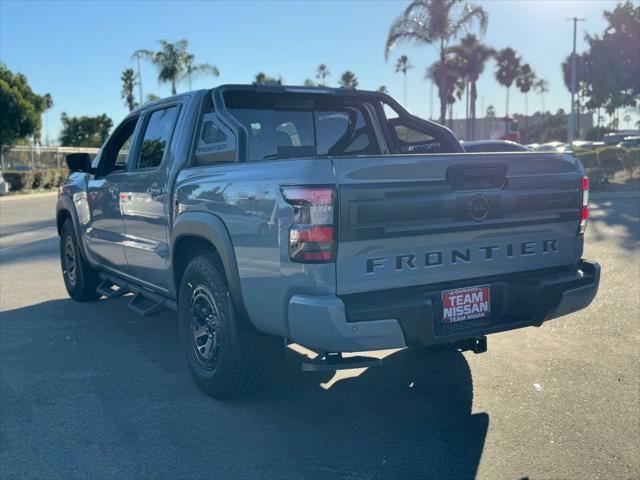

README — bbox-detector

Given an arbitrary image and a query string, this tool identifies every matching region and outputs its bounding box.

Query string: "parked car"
[617,136,640,148]
[57,85,600,398]
[536,142,570,152]
[462,140,530,153]
[603,131,640,145]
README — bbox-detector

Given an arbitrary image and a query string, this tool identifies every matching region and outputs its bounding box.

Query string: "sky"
[0,0,626,144]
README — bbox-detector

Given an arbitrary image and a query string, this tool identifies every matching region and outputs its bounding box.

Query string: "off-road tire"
[178,253,264,398]
[60,219,101,302]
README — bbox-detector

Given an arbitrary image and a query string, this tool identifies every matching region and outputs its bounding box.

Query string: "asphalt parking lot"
[1,191,638,480]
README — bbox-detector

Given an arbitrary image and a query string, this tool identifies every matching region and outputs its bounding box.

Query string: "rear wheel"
[60,219,101,302]
[178,253,264,398]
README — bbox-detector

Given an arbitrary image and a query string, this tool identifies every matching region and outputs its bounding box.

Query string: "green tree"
[519,109,567,144]
[338,71,359,88]
[254,73,282,85]
[121,68,138,112]
[182,53,219,90]
[315,64,331,86]
[486,105,496,118]
[59,113,113,147]
[385,0,488,124]
[579,2,639,128]
[378,85,389,94]
[145,94,161,104]
[303,79,316,87]
[395,54,413,106]
[494,47,521,117]
[0,65,48,147]
[447,34,494,139]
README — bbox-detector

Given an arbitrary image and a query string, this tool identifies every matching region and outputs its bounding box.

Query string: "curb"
[0,191,58,202]
[590,190,639,201]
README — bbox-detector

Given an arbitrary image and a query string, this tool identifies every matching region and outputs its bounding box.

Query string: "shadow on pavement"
[590,197,640,251]
[1,297,489,479]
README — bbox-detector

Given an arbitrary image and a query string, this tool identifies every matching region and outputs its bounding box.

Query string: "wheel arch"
[170,211,247,318]
[171,211,284,366]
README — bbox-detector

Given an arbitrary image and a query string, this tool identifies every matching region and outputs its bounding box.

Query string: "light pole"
[567,17,585,144]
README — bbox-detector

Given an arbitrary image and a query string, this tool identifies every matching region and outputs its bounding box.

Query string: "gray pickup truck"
[57,85,600,398]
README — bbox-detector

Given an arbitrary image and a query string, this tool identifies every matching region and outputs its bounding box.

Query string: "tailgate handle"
[446,164,507,190]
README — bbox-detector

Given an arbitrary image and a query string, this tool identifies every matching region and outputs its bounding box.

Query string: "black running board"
[97,272,177,316]
[301,353,382,372]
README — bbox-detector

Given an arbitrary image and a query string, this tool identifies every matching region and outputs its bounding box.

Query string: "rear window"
[226,94,379,161]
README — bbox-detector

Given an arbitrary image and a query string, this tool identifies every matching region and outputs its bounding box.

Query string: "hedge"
[574,147,640,183]
[2,168,69,192]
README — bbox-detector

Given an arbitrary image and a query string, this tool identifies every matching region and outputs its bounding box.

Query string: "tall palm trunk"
[505,87,510,117]
[465,81,470,140]
[403,72,408,107]
[439,39,447,124]
[171,79,177,95]
[470,81,478,140]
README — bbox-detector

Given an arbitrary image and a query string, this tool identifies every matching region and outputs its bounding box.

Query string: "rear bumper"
[287,260,600,353]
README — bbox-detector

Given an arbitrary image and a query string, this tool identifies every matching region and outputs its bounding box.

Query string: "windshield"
[227,98,379,161]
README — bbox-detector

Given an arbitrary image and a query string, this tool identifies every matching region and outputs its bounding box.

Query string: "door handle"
[146,185,164,196]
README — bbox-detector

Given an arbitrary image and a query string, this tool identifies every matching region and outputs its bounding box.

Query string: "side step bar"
[97,272,177,316]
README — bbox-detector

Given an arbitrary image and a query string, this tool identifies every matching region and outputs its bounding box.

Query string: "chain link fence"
[0,146,100,171]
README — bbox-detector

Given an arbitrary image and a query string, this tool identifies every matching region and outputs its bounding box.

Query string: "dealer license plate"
[441,285,491,324]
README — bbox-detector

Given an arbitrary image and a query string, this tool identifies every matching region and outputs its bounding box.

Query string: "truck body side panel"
[174,158,337,337]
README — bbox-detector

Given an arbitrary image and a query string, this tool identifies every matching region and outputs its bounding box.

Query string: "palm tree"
[339,71,359,88]
[121,68,138,112]
[534,78,549,113]
[447,34,493,140]
[395,55,413,106]
[494,47,521,117]
[516,64,535,116]
[42,93,53,146]
[182,53,219,91]
[385,0,488,124]
[133,39,190,95]
[427,56,465,128]
[516,63,536,142]
[316,64,331,86]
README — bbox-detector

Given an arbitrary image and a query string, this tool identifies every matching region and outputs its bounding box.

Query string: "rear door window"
[134,106,179,170]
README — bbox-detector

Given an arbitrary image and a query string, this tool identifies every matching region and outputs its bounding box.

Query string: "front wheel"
[178,254,264,398]
[60,219,101,302]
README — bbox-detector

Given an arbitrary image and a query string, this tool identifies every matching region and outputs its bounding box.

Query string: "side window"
[194,112,237,164]
[135,106,179,170]
[390,121,442,154]
[97,118,137,177]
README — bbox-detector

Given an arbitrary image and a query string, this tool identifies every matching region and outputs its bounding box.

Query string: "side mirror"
[66,153,93,173]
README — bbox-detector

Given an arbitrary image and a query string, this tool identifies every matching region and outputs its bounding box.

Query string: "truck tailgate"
[333,153,583,295]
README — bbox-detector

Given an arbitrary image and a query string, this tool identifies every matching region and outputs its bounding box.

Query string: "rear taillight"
[281,186,336,263]
[579,176,589,235]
